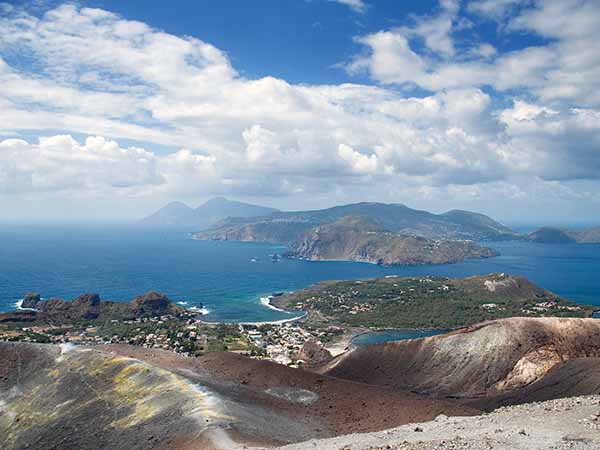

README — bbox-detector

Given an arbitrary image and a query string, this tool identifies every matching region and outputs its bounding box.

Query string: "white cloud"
[338,143,379,175]
[0,135,218,195]
[0,2,598,220]
[348,32,426,86]
[467,0,521,19]
[328,0,367,13]
[349,0,600,109]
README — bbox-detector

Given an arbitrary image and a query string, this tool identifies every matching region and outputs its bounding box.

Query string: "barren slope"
[322,318,600,408]
[256,395,600,450]
[0,342,477,450]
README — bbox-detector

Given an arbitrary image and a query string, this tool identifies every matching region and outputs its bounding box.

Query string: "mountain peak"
[202,196,229,206]
[140,198,278,229]
[163,201,193,210]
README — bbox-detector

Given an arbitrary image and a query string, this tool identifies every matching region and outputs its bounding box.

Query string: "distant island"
[142,198,600,256]
[140,197,279,228]
[193,201,522,242]
[191,201,523,265]
[527,226,600,244]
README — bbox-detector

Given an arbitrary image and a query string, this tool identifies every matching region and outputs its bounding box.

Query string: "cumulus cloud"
[0,135,217,195]
[348,0,600,107]
[337,144,379,175]
[0,1,598,218]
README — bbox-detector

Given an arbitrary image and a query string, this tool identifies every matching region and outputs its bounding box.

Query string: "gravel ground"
[246,395,600,450]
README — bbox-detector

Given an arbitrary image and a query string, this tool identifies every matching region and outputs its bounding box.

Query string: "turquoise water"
[1,225,599,322]
[351,329,448,346]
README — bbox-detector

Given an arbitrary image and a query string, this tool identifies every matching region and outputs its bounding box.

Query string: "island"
[194,201,522,243]
[196,210,502,266]
[528,225,600,244]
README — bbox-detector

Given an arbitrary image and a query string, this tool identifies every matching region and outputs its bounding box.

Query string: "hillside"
[528,227,577,243]
[263,394,600,450]
[321,317,600,411]
[0,342,477,450]
[195,202,522,244]
[289,216,498,265]
[528,225,600,243]
[576,226,600,242]
[271,273,597,329]
[4,318,600,450]
[140,197,279,229]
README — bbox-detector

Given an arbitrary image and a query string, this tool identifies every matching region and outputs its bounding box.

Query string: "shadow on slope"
[321,317,600,411]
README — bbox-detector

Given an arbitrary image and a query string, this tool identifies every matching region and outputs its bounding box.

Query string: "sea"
[1,225,599,324]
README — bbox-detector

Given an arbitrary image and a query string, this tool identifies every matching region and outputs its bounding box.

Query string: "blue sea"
[1,225,599,322]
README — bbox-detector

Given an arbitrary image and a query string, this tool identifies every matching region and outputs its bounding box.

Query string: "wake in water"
[189,306,211,315]
[260,296,291,314]
[14,298,37,311]
[176,300,210,315]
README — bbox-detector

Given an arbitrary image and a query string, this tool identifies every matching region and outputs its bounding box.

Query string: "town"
[0,311,343,366]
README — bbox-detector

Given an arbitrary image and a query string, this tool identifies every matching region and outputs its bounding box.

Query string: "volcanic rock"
[21,292,41,309]
[131,291,172,316]
[296,339,334,368]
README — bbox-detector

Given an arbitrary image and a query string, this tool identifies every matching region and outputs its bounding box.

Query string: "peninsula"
[288,215,497,265]
[270,273,597,329]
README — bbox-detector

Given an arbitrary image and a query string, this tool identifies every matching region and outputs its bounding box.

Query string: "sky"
[0,0,599,225]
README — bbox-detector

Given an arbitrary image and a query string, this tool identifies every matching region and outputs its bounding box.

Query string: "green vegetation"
[274,274,596,329]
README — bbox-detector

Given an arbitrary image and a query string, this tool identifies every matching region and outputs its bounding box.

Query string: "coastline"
[13,298,37,312]
[202,311,307,327]
[260,295,292,314]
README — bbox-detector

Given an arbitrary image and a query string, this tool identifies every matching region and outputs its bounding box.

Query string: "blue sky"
[81,0,435,85]
[0,0,599,224]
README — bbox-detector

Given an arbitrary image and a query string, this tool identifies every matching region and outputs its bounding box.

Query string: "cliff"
[289,216,498,265]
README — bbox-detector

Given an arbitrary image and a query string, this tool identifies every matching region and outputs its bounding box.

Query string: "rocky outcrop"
[0,292,183,324]
[131,291,173,316]
[295,339,333,368]
[289,216,498,265]
[21,292,41,309]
